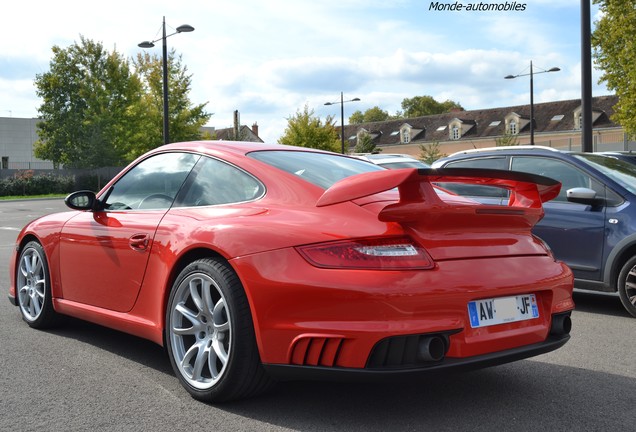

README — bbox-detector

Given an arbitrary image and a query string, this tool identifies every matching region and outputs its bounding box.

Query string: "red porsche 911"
[9,141,574,402]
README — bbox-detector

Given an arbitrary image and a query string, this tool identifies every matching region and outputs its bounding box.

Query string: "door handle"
[129,233,150,251]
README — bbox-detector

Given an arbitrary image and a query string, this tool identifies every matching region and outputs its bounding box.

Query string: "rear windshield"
[248,150,384,189]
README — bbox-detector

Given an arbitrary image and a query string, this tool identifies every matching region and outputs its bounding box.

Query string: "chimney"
[233,110,240,139]
[251,122,259,137]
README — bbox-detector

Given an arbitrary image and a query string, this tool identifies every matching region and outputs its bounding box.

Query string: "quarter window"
[175,156,264,207]
[439,157,509,198]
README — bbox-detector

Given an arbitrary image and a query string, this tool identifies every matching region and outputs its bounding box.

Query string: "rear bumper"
[264,332,570,383]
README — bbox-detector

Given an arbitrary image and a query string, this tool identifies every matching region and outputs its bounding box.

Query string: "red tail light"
[296,237,435,270]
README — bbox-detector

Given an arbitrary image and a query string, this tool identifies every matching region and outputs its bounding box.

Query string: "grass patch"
[0,194,66,201]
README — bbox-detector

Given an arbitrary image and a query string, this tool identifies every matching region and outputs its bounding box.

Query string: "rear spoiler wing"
[316,168,561,214]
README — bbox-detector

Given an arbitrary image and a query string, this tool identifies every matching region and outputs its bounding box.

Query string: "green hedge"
[0,171,76,197]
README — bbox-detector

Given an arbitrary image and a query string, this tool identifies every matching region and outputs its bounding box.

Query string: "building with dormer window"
[341,95,631,157]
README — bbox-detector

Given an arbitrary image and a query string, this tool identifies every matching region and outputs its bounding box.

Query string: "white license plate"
[468,294,539,328]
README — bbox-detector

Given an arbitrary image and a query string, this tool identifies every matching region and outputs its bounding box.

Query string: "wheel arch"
[160,247,255,346]
[604,234,636,291]
[12,233,44,285]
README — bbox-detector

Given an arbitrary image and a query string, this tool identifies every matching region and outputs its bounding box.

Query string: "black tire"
[617,256,636,318]
[16,241,58,328]
[165,257,273,402]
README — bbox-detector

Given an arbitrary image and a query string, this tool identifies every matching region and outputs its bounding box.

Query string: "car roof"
[446,145,563,157]
[432,145,581,167]
[353,153,422,163]
[157,140,305,157]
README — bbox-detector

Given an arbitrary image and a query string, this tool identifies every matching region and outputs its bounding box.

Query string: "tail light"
[296,236,434,270]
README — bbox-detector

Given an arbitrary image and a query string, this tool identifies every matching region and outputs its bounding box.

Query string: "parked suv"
[433,146,636,317]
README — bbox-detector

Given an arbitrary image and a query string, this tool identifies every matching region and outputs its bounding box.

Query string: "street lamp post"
[505,61,560,145]
[139,17,194,145]
[325,92,360,154]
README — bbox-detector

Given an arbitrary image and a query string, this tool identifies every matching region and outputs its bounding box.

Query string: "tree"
[34,36,145,168]
[495,131,519,146]
[353,133,381,154]
[401,95,463,118]
[419,142,446,164]
[133,51,212,156]
[592,0,636,137]
[349,106,391,124]
[279,104,340,152]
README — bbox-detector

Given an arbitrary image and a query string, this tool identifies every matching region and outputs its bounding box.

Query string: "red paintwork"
[8,141,574,368]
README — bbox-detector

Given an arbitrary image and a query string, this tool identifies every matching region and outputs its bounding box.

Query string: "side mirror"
[566,187,605,206]
[65,191,101,211]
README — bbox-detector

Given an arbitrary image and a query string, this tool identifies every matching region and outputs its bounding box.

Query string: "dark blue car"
[433,146,636,317]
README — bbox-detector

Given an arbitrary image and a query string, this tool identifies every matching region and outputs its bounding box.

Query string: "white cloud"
[0,0,610,143]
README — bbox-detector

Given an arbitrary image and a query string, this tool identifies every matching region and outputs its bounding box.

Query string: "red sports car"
[9,141,574,402]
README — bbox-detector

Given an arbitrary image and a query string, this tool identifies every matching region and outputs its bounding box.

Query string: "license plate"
[468,294,539,328]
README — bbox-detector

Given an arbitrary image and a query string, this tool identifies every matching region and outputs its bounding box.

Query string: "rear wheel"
[16,241,58,328]
[165,257,273,402]
[617,256,636,317]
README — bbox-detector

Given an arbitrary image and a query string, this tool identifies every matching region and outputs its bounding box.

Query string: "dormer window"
[508,119,518,135]
[451,125,460,140]
[398,124,413,144]
[504,112,527,135]
[401,128,411,143]
[574,106,603,130]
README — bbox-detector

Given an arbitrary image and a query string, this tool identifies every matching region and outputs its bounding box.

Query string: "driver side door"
[58,152,199,312]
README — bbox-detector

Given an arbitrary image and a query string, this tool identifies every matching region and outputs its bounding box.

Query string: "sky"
[1,0,609,143]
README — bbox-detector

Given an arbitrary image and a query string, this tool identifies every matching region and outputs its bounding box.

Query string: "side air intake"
[290,336,345,367]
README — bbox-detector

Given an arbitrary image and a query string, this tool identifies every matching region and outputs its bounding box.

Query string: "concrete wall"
[0,117,54,169]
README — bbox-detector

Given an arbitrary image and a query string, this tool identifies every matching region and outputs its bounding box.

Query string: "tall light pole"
[139,17,194,145]
[505,61,560,145]
[325,92,360,154]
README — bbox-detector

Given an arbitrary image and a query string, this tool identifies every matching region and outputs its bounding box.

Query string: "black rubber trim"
[8,294,17,306]
[263,333,570,383]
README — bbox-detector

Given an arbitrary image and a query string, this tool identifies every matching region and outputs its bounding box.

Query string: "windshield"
[575,153,636,195]
[248,150,384,189]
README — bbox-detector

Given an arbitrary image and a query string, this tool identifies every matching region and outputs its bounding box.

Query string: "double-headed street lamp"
[505,61,560,145]
[139,17,194,145]
[325,92,360,154]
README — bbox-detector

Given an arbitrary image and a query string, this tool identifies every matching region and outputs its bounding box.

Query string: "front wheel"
[165,257,273,402]
[16,241,58,328]
[617,256,636,317]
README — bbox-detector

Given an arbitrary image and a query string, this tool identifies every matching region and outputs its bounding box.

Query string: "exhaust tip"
[417,336,446,362]
[550,313,572,336]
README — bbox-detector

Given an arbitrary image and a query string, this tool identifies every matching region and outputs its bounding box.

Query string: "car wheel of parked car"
[165,257,273,402]
[617,256,636,318]
[16,241,58,328]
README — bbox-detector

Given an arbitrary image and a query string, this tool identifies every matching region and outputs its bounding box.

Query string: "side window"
[440,157,509,198]
[176,156,265,207]
[104,153,199,210]
[510,157,592,202]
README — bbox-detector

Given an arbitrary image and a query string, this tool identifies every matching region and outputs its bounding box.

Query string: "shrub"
[0,171,76,197]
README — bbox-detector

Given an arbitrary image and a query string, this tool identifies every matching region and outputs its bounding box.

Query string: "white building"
[0,117,53,169]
